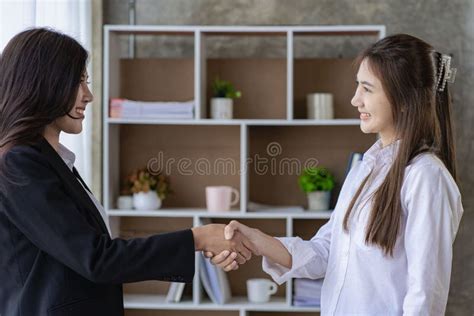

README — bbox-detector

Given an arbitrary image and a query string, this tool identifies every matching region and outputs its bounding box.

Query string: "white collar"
[57,143,76,171]
[363,138,401,167]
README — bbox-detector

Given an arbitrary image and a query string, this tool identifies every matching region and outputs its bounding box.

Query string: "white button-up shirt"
[57,143,111,235]
[263,139,463,316]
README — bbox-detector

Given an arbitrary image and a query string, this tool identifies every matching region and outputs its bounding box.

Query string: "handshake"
[191,221,292,272]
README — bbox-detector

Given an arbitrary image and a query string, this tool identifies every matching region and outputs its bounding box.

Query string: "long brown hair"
[343,34,457,256]
[0,28,87,179]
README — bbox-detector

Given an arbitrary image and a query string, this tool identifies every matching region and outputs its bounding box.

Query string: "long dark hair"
[343,34,457,256]
[0,28,88,175]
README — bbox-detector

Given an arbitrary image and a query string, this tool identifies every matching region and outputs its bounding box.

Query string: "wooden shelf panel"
[293,218,330,240]
[199,296,289,311]
[206,59,287,119]
[248,125,376,208]
[293,58,359,119]
[123,294,301,312]
[108,118,362,126]
[107,209,332,219]
[106,24,384,35]
[119,58,194,102]
[116,124,240,209]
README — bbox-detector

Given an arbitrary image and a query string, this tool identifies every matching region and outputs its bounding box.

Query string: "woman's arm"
[1,146,251,284]
[402,164,463,315]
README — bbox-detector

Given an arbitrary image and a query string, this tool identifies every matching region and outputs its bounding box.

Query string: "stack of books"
[293,278,324,307]
[110,98,195,119]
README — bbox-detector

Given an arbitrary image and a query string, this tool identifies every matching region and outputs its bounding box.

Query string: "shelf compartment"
[293,58,359,119]
[206,58,287,119]
[119,58,194,103]
[105,30,196,120]
[293,218,329,241]
[113,124,240,209]
[202,33,287,120]
[248,125,376,209]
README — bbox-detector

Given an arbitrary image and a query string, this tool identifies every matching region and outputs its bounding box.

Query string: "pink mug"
[206,186,240,212]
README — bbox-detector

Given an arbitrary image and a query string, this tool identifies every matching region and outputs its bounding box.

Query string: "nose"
[83,83,94,103]
[351,87,362,108]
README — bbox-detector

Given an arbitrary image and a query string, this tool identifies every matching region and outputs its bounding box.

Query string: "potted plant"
[122,168,171,210]
[298,167,335,211]
[210,78,242,119]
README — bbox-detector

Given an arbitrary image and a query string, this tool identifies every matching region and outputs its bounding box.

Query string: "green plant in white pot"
[298,167,335,211]
[210,78,241,119]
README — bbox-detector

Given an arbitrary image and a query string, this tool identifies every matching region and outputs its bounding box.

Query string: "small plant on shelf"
[121,168,172,210]
[298,167,335,211]
[210,78,241,120]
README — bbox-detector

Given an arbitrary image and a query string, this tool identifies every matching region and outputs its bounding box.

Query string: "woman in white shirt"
[205,33,464,315]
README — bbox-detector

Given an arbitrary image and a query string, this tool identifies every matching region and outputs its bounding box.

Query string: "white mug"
[246,278,278,303]
[206,186,239,212]
[117,195,133,209]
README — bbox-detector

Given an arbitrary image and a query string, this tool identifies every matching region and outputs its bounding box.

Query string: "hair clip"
[436,54,457,92]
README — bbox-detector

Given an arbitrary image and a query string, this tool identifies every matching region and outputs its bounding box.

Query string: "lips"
[75,107,85,118]
[359,112,371,120]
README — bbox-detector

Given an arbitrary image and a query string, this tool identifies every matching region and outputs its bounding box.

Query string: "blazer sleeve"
[0,146,195,284]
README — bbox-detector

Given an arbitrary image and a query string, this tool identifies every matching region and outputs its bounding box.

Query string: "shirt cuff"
[262,237,316,285]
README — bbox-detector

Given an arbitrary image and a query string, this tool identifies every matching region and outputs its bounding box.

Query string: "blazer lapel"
[37,138,110,235]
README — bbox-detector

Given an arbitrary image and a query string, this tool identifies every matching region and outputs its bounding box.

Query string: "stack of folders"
[293,278,324,307]
[199,254,232,304]
[110,98,195,119]
[165,282,187,303]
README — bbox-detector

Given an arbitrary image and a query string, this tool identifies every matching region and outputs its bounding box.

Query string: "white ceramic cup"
[205,186,239,212]
[246,278,278,303]
[117,195,133,209]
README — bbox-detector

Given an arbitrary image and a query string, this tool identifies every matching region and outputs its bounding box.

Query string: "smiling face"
[351,58,397,146]
[49,72,93,135]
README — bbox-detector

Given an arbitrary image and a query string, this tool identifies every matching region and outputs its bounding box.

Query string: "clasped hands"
[192,220,262,272]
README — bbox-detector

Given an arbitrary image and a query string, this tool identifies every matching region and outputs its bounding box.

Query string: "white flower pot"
[307,191,331,211]
[133,191,162,210]
[211,98,233,119]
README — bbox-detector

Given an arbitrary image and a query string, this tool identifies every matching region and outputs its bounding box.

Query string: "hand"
[204,220,263,271]
[224,220,262,255]
[204,250,240,271]
[192,224,256,264]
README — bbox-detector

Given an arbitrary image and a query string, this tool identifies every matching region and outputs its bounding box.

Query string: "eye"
[363,86,371,93]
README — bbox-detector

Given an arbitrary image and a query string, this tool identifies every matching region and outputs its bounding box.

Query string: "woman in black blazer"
[0,28,253,316]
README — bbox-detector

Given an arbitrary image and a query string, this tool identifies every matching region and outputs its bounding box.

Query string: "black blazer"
[0,138,195,316]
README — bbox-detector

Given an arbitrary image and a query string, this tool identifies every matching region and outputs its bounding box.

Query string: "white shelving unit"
[103,24,385,315]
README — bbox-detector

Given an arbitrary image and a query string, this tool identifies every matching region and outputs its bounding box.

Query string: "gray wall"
[104,1,474,314]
